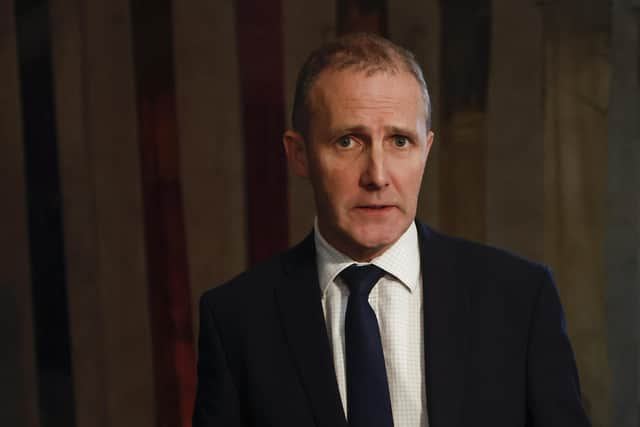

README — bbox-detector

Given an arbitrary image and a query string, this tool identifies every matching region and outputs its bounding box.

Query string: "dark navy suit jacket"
[193,222,591,426]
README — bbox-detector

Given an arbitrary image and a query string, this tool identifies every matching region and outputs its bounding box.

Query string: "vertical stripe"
[486,0,544,260]
[50,0,155,425]
[81,0,155,422]
[236,0,289,264]
[283,0,336,245]
[49,0,108,425]
[388,0,442,228]
[438,1,490,242]
[607,2,640,425]
[173,0,247,335]
[130,1,195,426]
[541,1,611,424]
[337,0,388,36]
[0,1,41,425]
[14,1,76,425]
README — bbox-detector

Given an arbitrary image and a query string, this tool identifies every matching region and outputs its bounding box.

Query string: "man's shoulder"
[200,253,284,307]
[200,232,315,306]
[417,221,551,283]
[418,222,555,314]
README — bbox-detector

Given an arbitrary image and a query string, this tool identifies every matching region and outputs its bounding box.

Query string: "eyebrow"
[330,125,367,137]
[386,126,418,140]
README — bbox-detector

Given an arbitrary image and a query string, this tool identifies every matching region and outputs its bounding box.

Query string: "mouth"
[354,204,396,214]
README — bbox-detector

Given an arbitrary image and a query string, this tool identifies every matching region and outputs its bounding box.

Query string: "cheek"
[322,168,357,205]
[309,158,353,209]
[314,155,358,194]
[390,158,426,194]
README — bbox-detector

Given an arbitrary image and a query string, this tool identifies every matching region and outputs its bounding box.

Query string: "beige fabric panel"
[439,111,487,241]
[607,2,640,425]
[542,1,612,424]
[173,0,247,336]
[0,2,41,426]
[283,0,336,245]
[50,0,155,426]
[486,0,544,261]
[388,0,441,228]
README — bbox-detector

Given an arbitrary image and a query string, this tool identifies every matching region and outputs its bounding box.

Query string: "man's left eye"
[393,136,409,147]
[337,136,354,148]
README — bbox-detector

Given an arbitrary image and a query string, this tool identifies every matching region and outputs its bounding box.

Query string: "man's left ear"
[424,130,435,162]
[283,130,309,178]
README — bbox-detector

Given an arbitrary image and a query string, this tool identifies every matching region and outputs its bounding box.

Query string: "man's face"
[284,68,433,261]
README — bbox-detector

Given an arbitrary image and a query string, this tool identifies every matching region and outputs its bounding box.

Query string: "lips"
[354,204,396,214]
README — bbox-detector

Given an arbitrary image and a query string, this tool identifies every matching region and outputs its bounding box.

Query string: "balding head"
[291,33,432,140]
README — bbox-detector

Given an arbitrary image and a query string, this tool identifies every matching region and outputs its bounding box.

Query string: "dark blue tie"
[340,264,394,427]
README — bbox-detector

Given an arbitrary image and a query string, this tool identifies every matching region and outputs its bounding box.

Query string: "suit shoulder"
[421,225,555,314]
[200,233,315,307]
[200,252,284,306]
[422,224,550,281]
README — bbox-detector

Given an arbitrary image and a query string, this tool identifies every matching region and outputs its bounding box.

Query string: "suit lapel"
[418,222,469,427]
[275,233,348,427]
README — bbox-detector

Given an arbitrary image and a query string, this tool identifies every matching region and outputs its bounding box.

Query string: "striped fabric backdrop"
[3,0,638,426]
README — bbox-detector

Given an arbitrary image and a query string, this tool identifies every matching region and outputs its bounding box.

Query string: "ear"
[283,130,309,178]
[424,130,435,162]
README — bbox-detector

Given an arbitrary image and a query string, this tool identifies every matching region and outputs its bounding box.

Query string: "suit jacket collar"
[276,233,348,427]
[417,222,468,427]
[276,221,468,427]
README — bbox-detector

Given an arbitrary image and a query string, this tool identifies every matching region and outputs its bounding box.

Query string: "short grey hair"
[291,32,432,139]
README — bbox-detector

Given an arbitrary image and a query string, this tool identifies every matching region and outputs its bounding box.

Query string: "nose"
[359,144,389,190]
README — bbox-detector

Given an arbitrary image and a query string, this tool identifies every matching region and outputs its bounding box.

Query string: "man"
[193,33,590,427]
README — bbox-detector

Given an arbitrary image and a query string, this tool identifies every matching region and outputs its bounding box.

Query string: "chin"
[349,226,403,253]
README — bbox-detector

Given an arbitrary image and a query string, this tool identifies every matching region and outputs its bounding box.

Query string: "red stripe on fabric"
[337,0,388,36]
[236,0,289,264]
[138,88,196,427]
[131,1,196,425]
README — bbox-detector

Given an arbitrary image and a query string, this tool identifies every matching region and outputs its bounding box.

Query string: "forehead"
[308,68,426,130]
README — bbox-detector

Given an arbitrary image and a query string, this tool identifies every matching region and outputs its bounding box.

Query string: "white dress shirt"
[314,221,427,427]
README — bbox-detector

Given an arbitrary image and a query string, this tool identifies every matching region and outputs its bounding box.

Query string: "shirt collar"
[314,219,421,296]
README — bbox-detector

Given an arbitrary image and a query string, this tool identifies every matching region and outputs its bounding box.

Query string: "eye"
[337,136,355,149]
[393,135,410,148]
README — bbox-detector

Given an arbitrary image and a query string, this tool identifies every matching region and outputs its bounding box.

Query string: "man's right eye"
[337,136,354,148]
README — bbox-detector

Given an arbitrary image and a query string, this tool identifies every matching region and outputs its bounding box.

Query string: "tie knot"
[339,264,385,297]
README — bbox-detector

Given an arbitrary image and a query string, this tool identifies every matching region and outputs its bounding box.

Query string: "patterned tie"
[340,264,394,427]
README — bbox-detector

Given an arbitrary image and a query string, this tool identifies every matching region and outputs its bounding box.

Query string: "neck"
[315,222,393,263]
